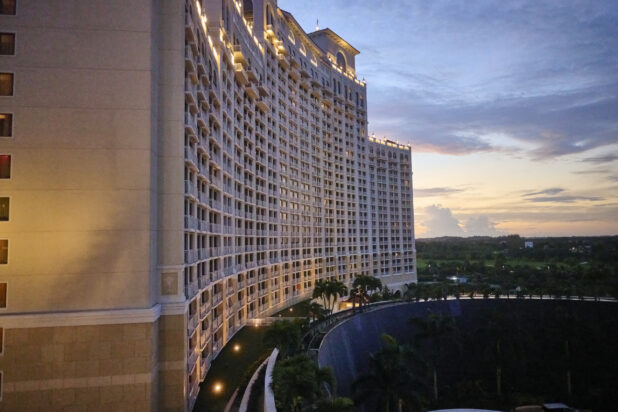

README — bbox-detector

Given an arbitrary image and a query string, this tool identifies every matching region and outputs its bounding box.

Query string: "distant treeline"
[415,235,618,299]
[417,234,617,262]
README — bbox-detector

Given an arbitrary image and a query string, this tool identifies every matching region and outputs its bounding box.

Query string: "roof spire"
[316,19,319,31]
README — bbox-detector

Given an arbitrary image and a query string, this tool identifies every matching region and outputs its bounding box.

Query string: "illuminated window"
[0,114,11,137]
[0,240,6,264]
[0,198,8,221]
[0,74,13,96]
[0,0,15,15]
[0,156,9,178]
[0,33,14,55]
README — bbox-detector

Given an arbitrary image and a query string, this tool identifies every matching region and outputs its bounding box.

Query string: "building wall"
[0,1,163,411]
[0,318,158,411]
[0,0,416,410]
[0,0,157,313]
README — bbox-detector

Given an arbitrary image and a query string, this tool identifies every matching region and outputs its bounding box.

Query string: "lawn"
[271,299,311,317]
[193,326,271,412]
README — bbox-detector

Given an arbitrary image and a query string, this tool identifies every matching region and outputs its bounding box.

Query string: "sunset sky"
[279,0,618,238]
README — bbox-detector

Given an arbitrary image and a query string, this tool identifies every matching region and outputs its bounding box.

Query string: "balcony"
[187,312,199,334]
[184,113,198,139]
[184,147,199,168]
[234,64,248,86]
[184,215,198,231]
[198,248,209,260]
[212,315,223,330]
[200,329,210,349]
[184,180,198,199]
[184,250,198,265]
[199,354,211,381]
[187,347,199,371]
[212,338,222,354]
[289,68,300,82]
[245,84,259,100]
[233,44,245,65]
[265,24,274,38]
[199,275,210,290]
[277,54,289,70]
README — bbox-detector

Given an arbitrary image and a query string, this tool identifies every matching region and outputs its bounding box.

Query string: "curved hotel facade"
[0,0,416,410]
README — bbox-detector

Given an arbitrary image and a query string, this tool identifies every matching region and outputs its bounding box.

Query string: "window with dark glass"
[0,114,12,137]
[0,73,13,96]
[0,240,6,264]
[0,155,9,178]
[0,0,15,15]
[0,282,5,306]
[0,198,8,221]
[0,33,14,55]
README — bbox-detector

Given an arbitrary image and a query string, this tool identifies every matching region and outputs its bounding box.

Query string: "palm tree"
[353,334,427,412]
[264,320,302,358]
[408,312,457,401]
[325,279,348,313]
[477,309,521,398]
[553,306,575,398]
[403,282,417,302]
[313,280,329,309]
[353,275,382,308]
[307,301,327,322]
[313,279,348,313]
[314,397,354,412]
[271,354,336,412]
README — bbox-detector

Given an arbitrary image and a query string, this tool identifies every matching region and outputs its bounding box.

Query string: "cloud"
[582,153,618,164]
[420,205,502,237]
[571,168,612,175]
[464,216,502,236]
[421,205,464,237]
[522,187,603,203]
[285,0,618,158]
[414,187,464,197]
[310,0,618,159]
[527,195,603,203]
[523,188,565,197]
[370,85,618,158]
[571,167,618,183]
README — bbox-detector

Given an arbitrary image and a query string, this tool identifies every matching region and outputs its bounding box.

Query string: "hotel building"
[0,0,416,410]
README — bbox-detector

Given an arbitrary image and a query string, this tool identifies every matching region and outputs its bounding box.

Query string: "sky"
[279,0,618,238]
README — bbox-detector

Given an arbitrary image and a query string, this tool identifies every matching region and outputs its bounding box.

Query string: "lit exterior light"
[213,382,223,394]
[233,344,241,352]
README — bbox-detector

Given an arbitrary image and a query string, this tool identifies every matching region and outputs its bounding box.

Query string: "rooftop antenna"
[316,19,319,31]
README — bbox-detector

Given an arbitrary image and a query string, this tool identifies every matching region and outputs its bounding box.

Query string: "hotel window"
[0,198,7,221]
[0,33,14,55]
[0,240,6,264]
[0,74,13,96]
[0,328,3,354]
[0,282,5,307]
[0,114,10,137]
[0,0,15,15]
[0,156,9,178]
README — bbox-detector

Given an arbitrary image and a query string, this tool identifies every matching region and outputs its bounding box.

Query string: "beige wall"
[0,321,157,412]
[0,0,158,312]
[157,314,187,412]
